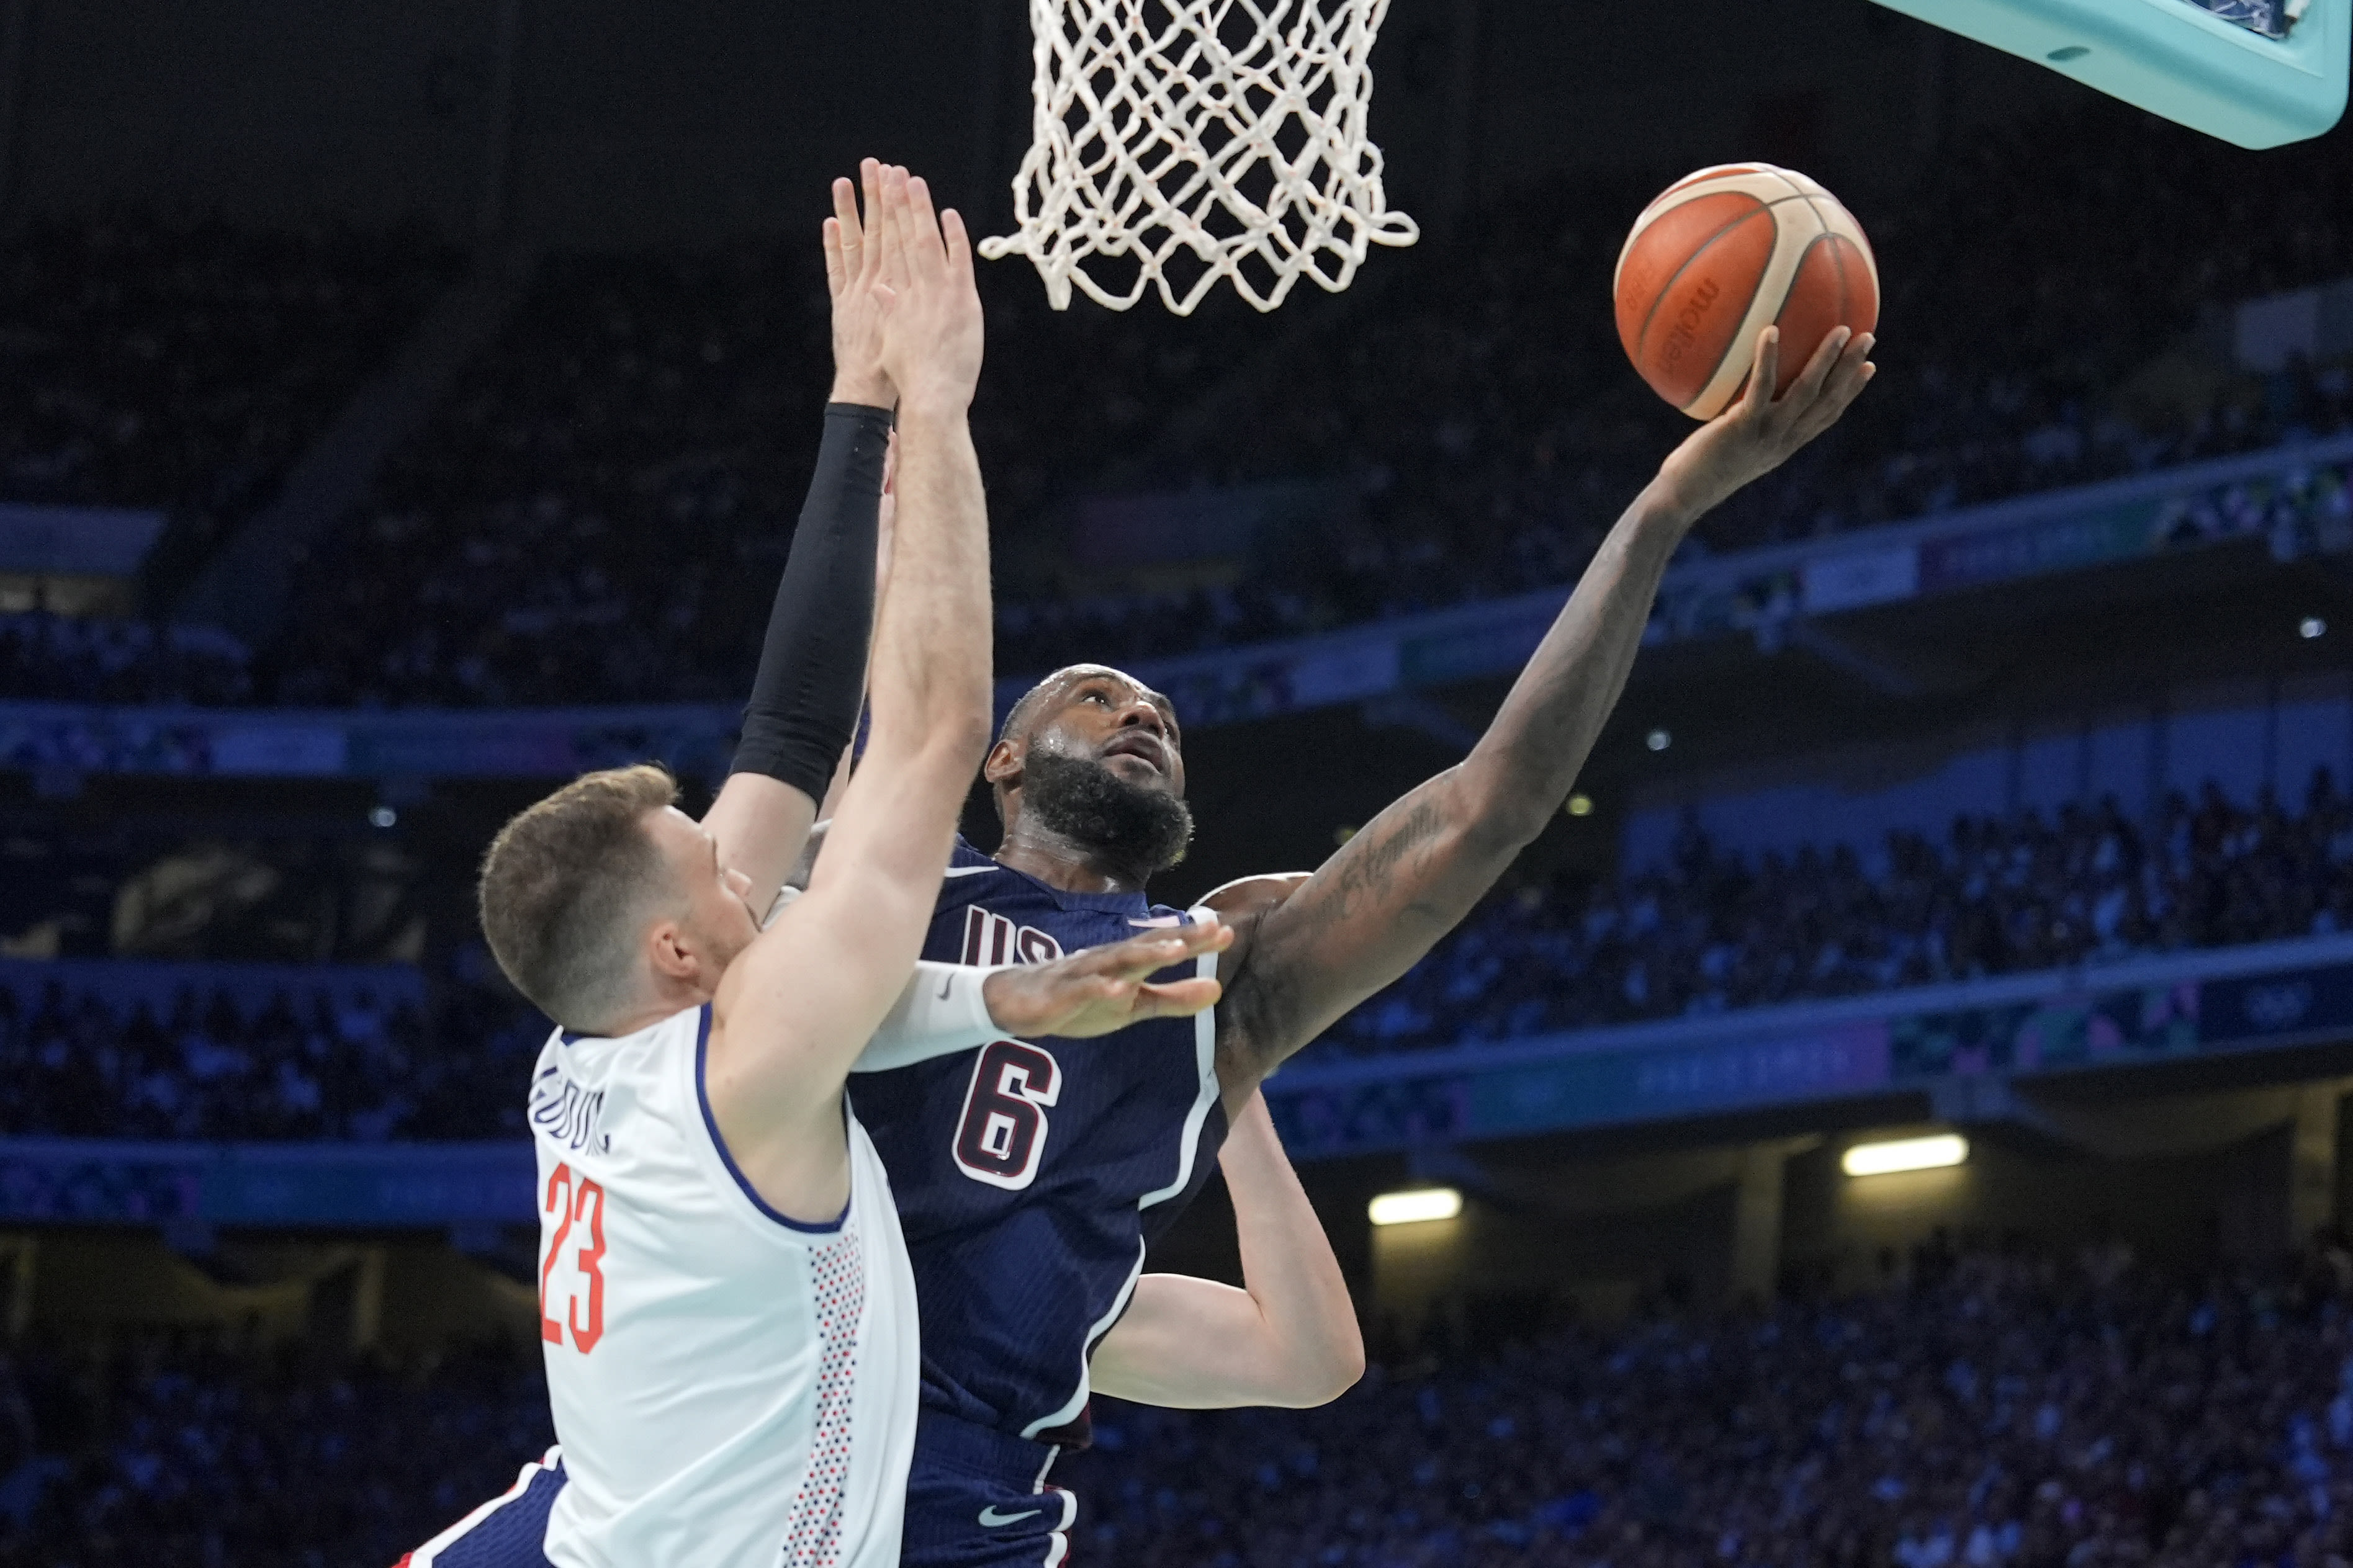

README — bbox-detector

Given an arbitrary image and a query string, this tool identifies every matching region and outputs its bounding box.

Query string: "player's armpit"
[701,773,820,926]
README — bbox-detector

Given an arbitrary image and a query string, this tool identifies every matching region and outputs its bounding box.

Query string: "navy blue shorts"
[396,1448,562,1568]
[900,1410,1080,1568]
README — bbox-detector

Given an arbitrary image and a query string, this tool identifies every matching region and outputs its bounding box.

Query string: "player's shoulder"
[1196,871,1313,921]
[947,835,1001,873]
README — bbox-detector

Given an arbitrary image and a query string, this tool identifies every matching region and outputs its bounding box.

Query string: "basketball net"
[978,0,1419,315]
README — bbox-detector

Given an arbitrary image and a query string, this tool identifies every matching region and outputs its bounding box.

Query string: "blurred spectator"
[1318,766,2353,1059]
[0,613,251,706]
[0,213,457,566]
[1060,1243,2353,1568]
[18,1245,2353,1565]
[6,107,2351,704]
[3,1335,548,1568]
[0,971,541,1142]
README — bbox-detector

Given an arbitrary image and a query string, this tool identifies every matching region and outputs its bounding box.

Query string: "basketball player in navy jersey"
[402,161,1365,1568]
[842,320,1879,1567]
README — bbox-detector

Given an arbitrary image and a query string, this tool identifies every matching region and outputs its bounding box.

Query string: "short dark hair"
[997,674,1060,747]
[478,763,681,1031]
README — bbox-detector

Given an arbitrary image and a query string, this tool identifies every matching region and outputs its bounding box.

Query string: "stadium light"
[1841,1134,1968,1177]
[1369,1188,1463,1226]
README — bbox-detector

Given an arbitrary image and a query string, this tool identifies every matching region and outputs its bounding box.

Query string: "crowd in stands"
[1056,1242,2353,1568]
[0,972,536,1142]
[17,1243,2353,1566]
[261,246,840,708]
[6,766,2351,1140]
[9,104,2353,704]
[0,612,251,706]
[0,214,456,570]
[1313,764,2353,1058]
[1,1336,549,1568]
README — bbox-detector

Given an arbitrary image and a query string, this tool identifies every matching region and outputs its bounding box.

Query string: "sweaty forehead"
[1053,666,1176,723]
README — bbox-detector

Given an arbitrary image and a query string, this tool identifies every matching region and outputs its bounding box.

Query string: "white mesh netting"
[978,0,1419,315]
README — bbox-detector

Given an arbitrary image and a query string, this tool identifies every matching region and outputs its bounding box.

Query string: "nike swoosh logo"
[936,973,955,1001]
[943,865,1001,879]
[978,1505,1041,1527]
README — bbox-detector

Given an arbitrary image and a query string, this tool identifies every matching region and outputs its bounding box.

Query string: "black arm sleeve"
[729,401,892,800]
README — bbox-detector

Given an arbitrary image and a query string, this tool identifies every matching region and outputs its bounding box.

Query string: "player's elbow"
[1451,760,1557,858]
[1264,1327,1365,1409]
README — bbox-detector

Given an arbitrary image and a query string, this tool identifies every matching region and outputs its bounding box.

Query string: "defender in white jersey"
[529,1003,909,1566]
[453,168,1232,1568]
[517,948,1226,1568]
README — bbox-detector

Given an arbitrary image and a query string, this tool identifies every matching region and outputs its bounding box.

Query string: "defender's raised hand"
[872,167,984,420]
[1652,323,1876,523]
[981,919,1231,1039]
[824,158,896,408]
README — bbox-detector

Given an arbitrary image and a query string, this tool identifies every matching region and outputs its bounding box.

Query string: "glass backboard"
[1869,0,2346,146]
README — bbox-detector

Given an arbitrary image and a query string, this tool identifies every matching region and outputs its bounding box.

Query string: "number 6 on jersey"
[952,1039,1062,1190]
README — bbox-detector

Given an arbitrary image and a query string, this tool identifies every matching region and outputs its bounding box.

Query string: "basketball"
[1614,164,1879,420]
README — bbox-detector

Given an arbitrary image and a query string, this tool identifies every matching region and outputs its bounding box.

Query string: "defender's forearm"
[850,961,1009,1073]
[704,403,890,910]
[1089,1101,1362,1410]
[1221,1095,1362,1403]
[861,406,991,765]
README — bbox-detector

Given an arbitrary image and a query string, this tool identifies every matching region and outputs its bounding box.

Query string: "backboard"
[1869,0,2346,146]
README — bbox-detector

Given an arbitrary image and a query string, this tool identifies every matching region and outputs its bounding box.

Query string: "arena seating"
[0,214,457,537]
[0,612,251,705]
[8,107,2347,706]
[0,960,533,1142]
[1056,1244,2353,1567]
[1315,768,2353,1060]
[5,768,2347,1140]
[0,1337,549,1568]
[186,101,2353,706]
[13,1244,2353,1566]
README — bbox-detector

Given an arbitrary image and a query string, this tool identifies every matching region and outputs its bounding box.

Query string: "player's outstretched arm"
[850,922,1230,1072]
[1089,1093,1362,1410]
[1213,326,1876,1093]
[704,166,994,1221]
[703,159,897,916]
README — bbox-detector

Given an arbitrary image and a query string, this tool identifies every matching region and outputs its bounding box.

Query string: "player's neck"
[991,824,1152,897]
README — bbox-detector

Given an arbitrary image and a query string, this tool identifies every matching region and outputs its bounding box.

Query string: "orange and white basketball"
[1613,164,1879,420]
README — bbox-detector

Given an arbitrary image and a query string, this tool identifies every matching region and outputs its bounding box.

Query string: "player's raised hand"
[979,918,1233,1039]
[872,166,984,419]
[823,158,896,408]
[1651,324,1876,524]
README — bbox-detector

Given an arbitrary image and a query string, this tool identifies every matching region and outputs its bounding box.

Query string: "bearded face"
[1017,745,1194,880]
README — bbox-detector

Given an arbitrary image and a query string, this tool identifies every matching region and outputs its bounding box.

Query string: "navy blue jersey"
[847,837,1228,1447]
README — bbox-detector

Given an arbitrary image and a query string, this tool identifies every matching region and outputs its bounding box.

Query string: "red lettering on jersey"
[540,1162,608,1354]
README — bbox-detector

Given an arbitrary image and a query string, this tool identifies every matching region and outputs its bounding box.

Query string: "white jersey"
[528,1002,919,1568]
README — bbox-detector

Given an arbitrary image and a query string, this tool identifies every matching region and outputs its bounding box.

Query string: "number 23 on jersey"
[540,1161,606,1353]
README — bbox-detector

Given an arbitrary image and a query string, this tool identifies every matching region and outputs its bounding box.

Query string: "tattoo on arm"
[1221,792,1459,1073]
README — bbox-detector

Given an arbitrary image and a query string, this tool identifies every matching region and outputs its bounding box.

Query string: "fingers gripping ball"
[1614,164,1878,419]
